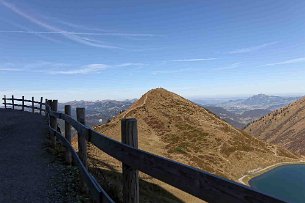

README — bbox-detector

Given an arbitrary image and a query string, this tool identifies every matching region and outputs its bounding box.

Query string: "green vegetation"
[173,146,187,154]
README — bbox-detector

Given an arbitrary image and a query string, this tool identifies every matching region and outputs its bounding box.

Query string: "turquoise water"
[249,164,305,203]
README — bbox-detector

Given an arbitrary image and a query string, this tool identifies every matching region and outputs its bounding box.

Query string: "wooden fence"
[1,96,285,203]
[2,95,45,114]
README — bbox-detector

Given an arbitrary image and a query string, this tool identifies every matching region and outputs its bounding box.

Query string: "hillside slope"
[94,88,298,181]
[245,96,305,155]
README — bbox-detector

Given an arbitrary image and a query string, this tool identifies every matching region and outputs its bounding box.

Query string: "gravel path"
[0,109,67,203]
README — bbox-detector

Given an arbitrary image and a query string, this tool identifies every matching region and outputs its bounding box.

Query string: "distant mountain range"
[204,106,270,129]
[57,94,301,129]
[217,94,300,111]
[58,99,136,127]
[196,94,301,129]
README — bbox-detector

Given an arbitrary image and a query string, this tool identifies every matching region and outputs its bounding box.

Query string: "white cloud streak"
[264,57,305,66]
[115,63,146,67]
[48,64,108,75]
[169,58,217,62]
[0,1,119,48]
[213,63,241,71]
[46,17,119,33]
[0,20,61,43]
[0,61,145,75]
[23,61,69,70]
[47,62,145,74]
[0,30,158,37]
[228,42,277,54]
[0,67,22,72]
[152,68,196,75]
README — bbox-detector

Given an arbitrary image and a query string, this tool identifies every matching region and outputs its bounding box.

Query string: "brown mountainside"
[93,88,298,181]
[245,96,305,155]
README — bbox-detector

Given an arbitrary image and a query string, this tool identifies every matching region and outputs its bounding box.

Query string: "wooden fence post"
[76,108,88,168]
[45,99,48,116]
[65,105,72,165]
[121,118,139,203]
[45,99,51,126]
[22,96,25,111]
[32,97,35,113]
[12,95,14,110]
[3,95,6,109]
[39,97,43,115]
[76,107,88,193]
[50,100,58,147]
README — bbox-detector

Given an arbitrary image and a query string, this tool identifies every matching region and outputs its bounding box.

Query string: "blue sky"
[0,0,305,101]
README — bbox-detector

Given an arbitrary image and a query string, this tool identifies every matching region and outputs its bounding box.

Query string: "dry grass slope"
[90,88,299,202]
[245,96,305,155]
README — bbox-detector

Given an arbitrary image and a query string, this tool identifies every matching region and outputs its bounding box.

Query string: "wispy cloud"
[228,42,277,54]
[152,68,196,75]
[0,1,119,48]
[264,57,305,66]
[169,58,217,62]
[46,18,112,32]
[1,61,145,75]
[48,18,160,38]
[115,63,146,67]
[213,63,241,71]
[0,30,159,37]
[23,61,69,70]
[0,67,22,72]
[0,62,23,72]
[0,20,61,43]
[48,64,108,75]
[48,62,145,74]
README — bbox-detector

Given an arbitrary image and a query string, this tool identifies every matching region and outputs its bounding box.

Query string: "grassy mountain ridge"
[93,88,298,181]
[245,96,305,155]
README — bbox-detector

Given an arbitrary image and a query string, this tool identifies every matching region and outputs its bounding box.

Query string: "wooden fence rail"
[2,95,45,114]
[1,95,285,203]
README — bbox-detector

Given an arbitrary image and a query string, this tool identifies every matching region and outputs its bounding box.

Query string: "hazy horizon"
[2,89,303,103]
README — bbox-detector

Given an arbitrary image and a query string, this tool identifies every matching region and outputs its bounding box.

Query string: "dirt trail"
[123,93,148,118]
[0,109,65,203]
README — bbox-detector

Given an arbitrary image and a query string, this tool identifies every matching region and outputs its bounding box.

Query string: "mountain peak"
[147,87,170,94]
[242,94,286,106]
[94,89,297,181]
[247,94,273,100]
[143,87,176,97]
[120,87,195,119]
[253,94,269,98]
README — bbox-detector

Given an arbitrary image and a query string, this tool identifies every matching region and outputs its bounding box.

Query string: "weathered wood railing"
[1,96,285,203]
[2,95,45,114]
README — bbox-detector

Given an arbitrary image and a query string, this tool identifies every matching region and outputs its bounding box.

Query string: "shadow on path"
[0,109,80,202]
